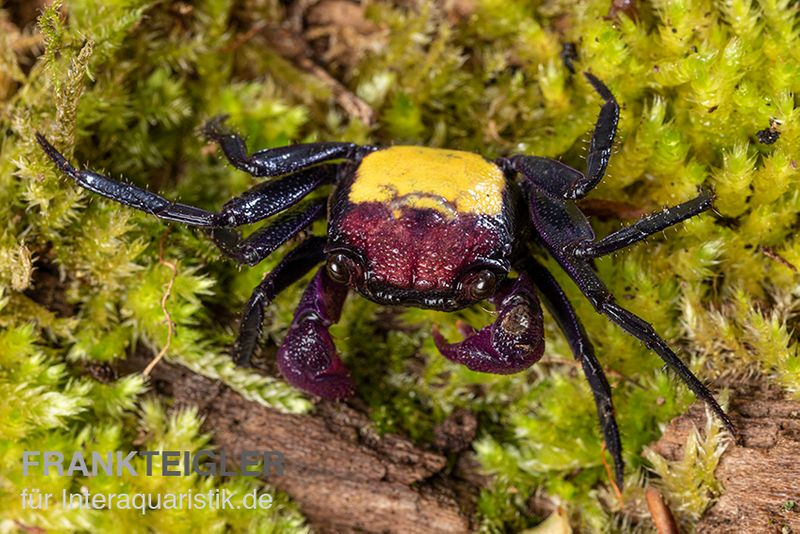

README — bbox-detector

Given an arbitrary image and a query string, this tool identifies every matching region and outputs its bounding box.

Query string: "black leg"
[575,189,714,259]
[522,258,623,488]
[500,155,585,201]
[528,190,735,436]
[202,115,373,177]
[501,72,619,201]
[579,72,619,199]
[37,133,215,226]
[36,133,334,229]
[233,236,326,366]
[216,165,336,227]
[561,42,578,74]
[599,299,734,433]
[210,198,326,266]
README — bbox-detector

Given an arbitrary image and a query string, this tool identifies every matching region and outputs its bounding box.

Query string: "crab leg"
[233,236,326,366]
[36,133,215,226]
[209,198,326,266]
[432,274,545,374]
[277,267,354,399]
[578,72,620,199]
[36,133,335,229]
[573,189,713,259]
[203,115,372,177]
[528,189,735,436]
[499,72,619,201]
[500,155,585,201]
[522,258,623,487]
[214,165,336,227]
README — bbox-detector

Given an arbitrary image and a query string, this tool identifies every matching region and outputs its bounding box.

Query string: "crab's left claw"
[277,268,355,399]
[433,274,545,374]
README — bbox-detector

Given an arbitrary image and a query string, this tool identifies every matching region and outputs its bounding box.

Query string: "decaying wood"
[124,349,800,533]
[649,385,800,533]
[123,352,475,533]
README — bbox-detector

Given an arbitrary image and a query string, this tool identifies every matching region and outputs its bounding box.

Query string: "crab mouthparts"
[360,284,465,311]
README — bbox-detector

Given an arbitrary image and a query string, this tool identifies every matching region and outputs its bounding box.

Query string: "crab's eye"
[326,252,362,285]
[461,269,498,301]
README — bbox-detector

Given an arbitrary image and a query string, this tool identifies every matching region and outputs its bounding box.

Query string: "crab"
[36,72,733,486]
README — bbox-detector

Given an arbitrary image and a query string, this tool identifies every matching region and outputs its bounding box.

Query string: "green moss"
[1,0,799,531]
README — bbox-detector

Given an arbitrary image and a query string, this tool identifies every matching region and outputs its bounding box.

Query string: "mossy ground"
[1,0,799,531]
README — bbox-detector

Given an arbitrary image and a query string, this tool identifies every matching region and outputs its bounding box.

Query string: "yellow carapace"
[349,146,507,217]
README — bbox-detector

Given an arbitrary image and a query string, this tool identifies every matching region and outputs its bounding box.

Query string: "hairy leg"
[499,72,619,200]
[36,133,334,229]
[528,189,735,435]
[37,133,216,226]
[210,198,325,266]
[202,115,373,177]
[233,236,326,366]
[216,165,336,227]
[522,258,623,487]
[578,72,619,199]
[574,189,713,258]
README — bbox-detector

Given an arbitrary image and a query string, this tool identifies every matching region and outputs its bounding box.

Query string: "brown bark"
[127,350,800,533]
[126,353,477,533]
[649,385,800,533]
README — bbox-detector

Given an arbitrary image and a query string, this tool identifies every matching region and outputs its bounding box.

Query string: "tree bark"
[649,384,800,533]
[126,353,477,533]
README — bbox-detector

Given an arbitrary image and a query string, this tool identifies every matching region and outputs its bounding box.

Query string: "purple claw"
[276,268,354,399]
[432,274,545,374]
